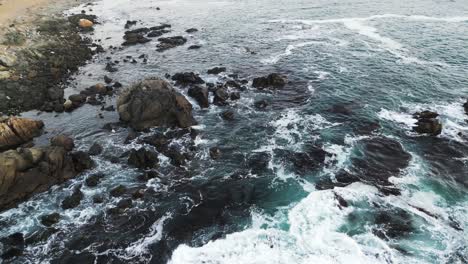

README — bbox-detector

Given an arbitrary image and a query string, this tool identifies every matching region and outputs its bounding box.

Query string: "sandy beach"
[0,0,52,26]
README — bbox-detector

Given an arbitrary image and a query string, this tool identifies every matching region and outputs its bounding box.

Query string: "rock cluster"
[0,135,94,210]
[412,110,442,136]
[252,73,287,89]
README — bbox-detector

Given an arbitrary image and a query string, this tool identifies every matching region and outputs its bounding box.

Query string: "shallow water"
[1,0,468,263]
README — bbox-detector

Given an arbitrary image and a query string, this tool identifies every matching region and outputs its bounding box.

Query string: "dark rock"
[71,151,95,172]
[113,81,123,88]
[209,147,221,160]
[254,100,268,109]
[252,73,286,89]
[88,142,103,156]
[105,63,118,72]
[85,173,103,187]
[132,189,146,199]
[117,78,196,130]
[124,130,139,144]
[221,110,235,121]
[117,198,133,209]
[246,152,271,174]
[157,36,187,52]
[185,28,198,33]
[373,209,413,239]
[207,67,226,75]
[334,192,348,208]
[40,212,60,226]
[188,45,202,50]
[164,146,187,167]
[110,185,126,197]
[104,75,112,84]
[188,85,209,108]
[128,148,158,169]
[147,30,169,38]
[124,20,137,29]
[139,170,161,181]
[412,111,442,136]
[230,92,241,100]
[225,80,241,89]
[68,94,86,104]
[122,31,151,46]
[329,104,353,115]
[150,24,171,31]
[1,232,24,259]
[213,87,229,106]
[102,105,115,111]
[61,187,84,209]
[92,195,104,204]
[140,133,169,151]
[171,72,204,85]
[274,146,328,174]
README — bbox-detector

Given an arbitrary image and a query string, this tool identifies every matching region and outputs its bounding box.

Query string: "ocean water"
[1,0,467,263]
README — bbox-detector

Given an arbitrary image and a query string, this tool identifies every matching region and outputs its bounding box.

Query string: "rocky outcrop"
[412,111,442,136]
[117,78,196,130]
[188,85,209,108]
[156,36,187,52]
[252,73,286,89]
[0,117,44,151]
[171,72,204,86]
[0,136,94,211]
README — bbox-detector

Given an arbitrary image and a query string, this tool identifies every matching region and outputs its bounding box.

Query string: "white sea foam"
[269,14,463,66]
[261,41,319,64]
[169,183,404,264]
[379,100,468,142]
[124,214,171,257]
[378,108,416,128]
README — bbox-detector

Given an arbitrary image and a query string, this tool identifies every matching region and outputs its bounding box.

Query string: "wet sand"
[0,0,51,26]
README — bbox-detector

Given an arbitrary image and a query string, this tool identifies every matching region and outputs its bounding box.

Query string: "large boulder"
[117,78,196,130]
[252,73,286,89]
[412,111,442,136]
[0,117,44,151]
[0,140,94,211]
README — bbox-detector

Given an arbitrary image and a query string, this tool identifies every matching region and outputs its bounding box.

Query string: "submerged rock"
[316,137,410,195]
[252,73,286,89]
[0,232,24,260]
[207,67,226,75]
[110,185,126,197]
[61,186,84,209]
[40,213,61,227]
[156,36,187,52]
[88,142,103,156]
[171,72,204,85]
[412,110,442,136]
[0,117,44,151]
[128,148,159,169]
[117,78,196,130]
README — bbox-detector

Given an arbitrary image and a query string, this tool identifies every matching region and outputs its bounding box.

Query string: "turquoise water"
[1,0,467,263]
